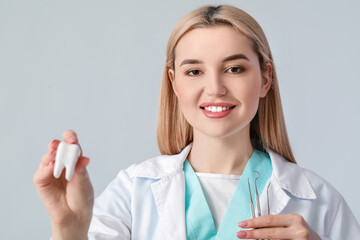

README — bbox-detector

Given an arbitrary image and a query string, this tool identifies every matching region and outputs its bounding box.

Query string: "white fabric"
[195,172,240,232]
[84,143,360,239]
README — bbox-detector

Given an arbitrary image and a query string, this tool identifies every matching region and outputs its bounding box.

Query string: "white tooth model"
[53,142,81,181]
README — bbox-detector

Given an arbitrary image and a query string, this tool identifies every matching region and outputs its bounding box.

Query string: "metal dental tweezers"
[248,171,271,240]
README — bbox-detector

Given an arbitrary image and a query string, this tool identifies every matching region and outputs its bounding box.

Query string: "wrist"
[51,227,88,240]
[51,219,90,240]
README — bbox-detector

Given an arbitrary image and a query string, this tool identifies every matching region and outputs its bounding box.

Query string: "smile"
[200,106,236,112]
[200,105,236,119]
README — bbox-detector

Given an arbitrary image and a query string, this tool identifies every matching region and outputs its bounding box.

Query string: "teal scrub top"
[183,149,273,240]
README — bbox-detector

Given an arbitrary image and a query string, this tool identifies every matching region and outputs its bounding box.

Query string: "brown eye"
[187,69,201,76]
[227,66,244,73]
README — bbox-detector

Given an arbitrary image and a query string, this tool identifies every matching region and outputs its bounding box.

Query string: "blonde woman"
[34,5,360,240]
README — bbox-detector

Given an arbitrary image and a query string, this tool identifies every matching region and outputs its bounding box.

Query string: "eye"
[186,69,201,76]
[226,66,245,73]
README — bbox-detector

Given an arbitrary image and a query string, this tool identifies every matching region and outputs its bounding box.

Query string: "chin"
[192,120,251,139]
[195,126,240,139]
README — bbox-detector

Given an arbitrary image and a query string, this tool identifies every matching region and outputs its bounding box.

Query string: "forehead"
[174,25,255,65]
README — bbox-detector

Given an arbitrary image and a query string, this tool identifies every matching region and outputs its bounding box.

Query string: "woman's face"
[168,25,272,139]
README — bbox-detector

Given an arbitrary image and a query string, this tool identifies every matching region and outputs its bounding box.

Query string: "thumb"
[70,156,91,186]
[66,156,94,215]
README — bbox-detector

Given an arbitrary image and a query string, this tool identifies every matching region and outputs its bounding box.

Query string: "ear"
[168,68,178,97]
[260,63,273,98]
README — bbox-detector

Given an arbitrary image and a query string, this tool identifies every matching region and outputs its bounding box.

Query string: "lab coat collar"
[132,143,193,179]
[132,142,316,200]
[267,149,317,200]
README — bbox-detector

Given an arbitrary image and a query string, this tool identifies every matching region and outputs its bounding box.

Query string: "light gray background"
[1,0,359,239]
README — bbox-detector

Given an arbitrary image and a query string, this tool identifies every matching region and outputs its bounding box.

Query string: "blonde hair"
[156,5,296,163]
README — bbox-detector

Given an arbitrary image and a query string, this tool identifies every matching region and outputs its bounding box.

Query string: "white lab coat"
[88,143,360,239]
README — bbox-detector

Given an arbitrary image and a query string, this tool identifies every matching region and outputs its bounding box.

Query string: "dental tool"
[248,178,256,219]
[267,182,271,215]
[254,171,261,218]
[248,171,271,240]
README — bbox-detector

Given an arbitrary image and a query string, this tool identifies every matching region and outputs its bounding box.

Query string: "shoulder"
[294,167,360,236]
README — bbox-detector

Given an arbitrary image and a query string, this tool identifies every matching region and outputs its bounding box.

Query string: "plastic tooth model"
[53,141,81,181]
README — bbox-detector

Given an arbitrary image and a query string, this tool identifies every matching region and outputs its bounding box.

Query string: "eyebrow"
[179,53,250,67]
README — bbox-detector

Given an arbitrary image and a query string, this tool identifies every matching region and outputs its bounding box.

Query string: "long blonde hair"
[157,5,296,163]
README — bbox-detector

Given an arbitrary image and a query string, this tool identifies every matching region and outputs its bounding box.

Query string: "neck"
[187,126,254,175]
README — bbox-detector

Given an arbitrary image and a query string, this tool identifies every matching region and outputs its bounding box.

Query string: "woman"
[33,4,360,239]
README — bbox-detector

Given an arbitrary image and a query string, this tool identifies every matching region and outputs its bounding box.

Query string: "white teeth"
[204,106,231,112]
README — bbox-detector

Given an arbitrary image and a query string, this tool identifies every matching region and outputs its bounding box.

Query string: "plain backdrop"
[1,0,359,239]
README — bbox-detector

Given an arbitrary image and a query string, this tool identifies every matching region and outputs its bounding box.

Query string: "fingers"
[40,151,56,167]
[34,152,56,187]
[237,227,292,239]
[66,157,90,187]
[64,156,90,184]
[48,129,79,151]
[48,139,60,152]
[63,129,79,144]
[69,157,93,196]
[66,156,94,216]
[38,132,84,182]
[75,156,90,171]
[63,129,83,157]
[239,214,294,229]
[237,214,313,239]
[36,130,87,183]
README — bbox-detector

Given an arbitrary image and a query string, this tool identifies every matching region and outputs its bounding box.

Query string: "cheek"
[175,81,201,108]
[233,79,262,102]
[175,87,198,125]
[231,77,262,117]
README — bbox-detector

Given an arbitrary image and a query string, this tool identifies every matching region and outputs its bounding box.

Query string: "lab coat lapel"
[263,150,316,216]
[268,150,316,200]
[145,144,193,240]
[151,169,187,240]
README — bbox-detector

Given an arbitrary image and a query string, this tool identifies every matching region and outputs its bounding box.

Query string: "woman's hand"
[236,214,322,240]
[33,130,94,240]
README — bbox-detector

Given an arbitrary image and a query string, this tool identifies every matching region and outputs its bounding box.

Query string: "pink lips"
[200,102,236,119]
[200,102,235,108]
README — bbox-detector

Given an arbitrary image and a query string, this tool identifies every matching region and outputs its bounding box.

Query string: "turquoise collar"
[183,149,273,239]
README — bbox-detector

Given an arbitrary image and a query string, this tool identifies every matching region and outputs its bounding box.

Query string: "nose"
[204,72,227,97]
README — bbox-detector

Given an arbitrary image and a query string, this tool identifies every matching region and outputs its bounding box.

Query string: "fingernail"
[238,221,248,228]
[236,231,247,238]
